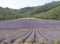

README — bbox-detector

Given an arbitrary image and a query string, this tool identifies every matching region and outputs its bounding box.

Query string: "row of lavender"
[0,29,60,44]
[0,19,60,29]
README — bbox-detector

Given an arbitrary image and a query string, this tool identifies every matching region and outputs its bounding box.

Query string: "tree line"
[0,1,60,20]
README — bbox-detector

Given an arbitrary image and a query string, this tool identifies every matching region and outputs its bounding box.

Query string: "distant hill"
[0,1,60,20]
[32,6,60,20]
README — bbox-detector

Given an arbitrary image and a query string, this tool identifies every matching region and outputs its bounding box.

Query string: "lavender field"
[0,18,60,44]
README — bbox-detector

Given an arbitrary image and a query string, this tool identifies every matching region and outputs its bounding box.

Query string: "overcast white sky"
[0,0,59,9]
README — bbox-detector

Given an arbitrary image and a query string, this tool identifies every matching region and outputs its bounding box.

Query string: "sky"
[0,0,59,9]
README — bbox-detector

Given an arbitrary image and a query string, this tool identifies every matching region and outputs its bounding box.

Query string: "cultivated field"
[0,18,60,44]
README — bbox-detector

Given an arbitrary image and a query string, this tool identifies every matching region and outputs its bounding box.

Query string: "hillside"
[0,1,60,20]
[32,6,60,20]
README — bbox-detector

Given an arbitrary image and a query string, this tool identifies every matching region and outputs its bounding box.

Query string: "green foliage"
[33,6,60,20]
[0,1,60,20]
[3,42,8,44]
[0,7,23,20]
